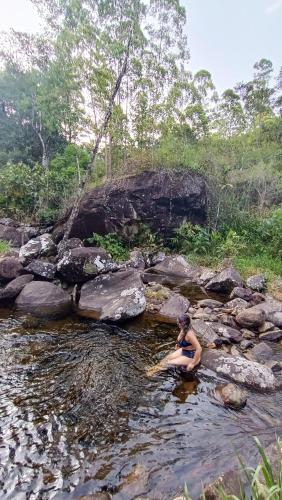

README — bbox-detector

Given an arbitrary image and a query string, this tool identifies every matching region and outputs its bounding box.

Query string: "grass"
[183,437,282,500]
[0,240,11,255]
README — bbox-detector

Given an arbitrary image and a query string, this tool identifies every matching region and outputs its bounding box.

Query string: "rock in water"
[214,383,247,409]
[78,269,146,321]
[57,247,118,283]
[0,274,33,300]
[205,268,243,293]
[0,257,23,282]
[15,281,71,318]
[201,350,278,390]
[53,170,207,241]
[155,293,190,324]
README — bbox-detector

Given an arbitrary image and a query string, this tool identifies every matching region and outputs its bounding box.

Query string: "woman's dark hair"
[177,314,191,334]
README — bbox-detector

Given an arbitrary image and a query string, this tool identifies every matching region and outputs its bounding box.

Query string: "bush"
[86,233,129,261]
[0,240,11,255]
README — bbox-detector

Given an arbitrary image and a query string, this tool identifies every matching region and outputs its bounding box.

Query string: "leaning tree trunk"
[63,32,132,241]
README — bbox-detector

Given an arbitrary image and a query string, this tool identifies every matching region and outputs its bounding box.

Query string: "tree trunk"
[63,32,132,241]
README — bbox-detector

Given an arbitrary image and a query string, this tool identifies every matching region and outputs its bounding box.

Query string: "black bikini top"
[177,339,192,348]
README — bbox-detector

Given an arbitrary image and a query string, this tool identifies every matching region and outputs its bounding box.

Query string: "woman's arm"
[186,330,202,368]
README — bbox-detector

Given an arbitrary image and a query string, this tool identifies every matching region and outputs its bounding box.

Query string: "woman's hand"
[187,362,195,371]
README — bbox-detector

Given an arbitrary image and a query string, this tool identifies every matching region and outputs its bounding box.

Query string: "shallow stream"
[0,305,282,499]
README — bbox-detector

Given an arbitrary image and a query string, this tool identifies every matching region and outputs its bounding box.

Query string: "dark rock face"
[53,170,207,241]
[0,224,26,247]
[0,274,34,300]
[25,260,57,280]
[57,247,118,283]
[0,257,23,282]
[15,281,71,318]
[77,269,146,321]
[206,268,243,293]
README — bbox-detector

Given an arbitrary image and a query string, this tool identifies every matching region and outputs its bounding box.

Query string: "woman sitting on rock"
[147,314,202,376]
[166,314,202,371]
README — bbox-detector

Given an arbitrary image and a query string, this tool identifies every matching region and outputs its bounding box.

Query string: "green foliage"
[131,223,158,249]
[0,240,11,255]
[86,233,129,261]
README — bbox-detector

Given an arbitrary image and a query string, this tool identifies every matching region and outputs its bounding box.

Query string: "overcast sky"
[0,0,281,93]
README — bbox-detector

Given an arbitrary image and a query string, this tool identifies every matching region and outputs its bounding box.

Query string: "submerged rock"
[15,281,71,318]
[214,383,247,409]
[0,256,23,282]
[201,349,279,390]
[0,274,33,300]
[205,268,243,293]
[57,247,117,283]
[78,269,146,321]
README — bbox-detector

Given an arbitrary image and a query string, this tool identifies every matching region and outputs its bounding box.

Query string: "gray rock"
[258,321,275,333]
[241,328,256,340]
[145,250,166,267]
[0,223,27,247]
[211,323,242,343]
[198,298,223,309]
[206,268,243,293]
[236,306,266,329]
[191,319,219,347]
[214,383,247,409]
[57,237,83,260]
[155,294,190,324]
[224,297,249,313]
[19,233,57,265]
[240,339,254,350]
[246,274,266,292]
[197,269,216,286]
[78,269,146,321]
[16,281,71,318]
[128,250,145,270]
[201,349,278,390]
[248,342,274,363]
[268,312,282,328]
[144,255,201,285]
[230,286,253,301]
[0,256,23,282]
[25,260,57,280]
[203,470,245,499]
[259,330,282,342]
[0,274,34,300]
[57,247,118,283]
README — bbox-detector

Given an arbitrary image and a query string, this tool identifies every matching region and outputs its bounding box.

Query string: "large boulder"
[206,268,243,293]
[146,284,190,324]
[0,274,33,300]
[15,281,71,318]
[57,237,84,260]
[78,269,146,321]
[19,234,57,265]
[211,323,242,343]
[53,170,207,241]
[24,260,57,280]
[57,247,118,283]
[0,256,23,282]
[143,255,201,286]
[201,350,278,390]
[0,223,26,247]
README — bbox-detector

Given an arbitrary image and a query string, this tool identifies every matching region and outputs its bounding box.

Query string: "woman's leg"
[165,348,183,361]
[146,350,182,377]
[167,355,194,370]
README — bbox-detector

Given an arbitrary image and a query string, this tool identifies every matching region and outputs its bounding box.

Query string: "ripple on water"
[0,307,281,499]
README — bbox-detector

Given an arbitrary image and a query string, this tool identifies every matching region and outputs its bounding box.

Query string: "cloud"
[265,0,282,15]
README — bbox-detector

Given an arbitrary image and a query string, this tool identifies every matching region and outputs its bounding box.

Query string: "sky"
[0,0,281,93]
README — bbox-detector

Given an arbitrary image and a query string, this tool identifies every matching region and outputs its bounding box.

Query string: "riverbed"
[0,306,282,499]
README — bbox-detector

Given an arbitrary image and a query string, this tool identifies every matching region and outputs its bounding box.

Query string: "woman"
[165,314,202,372]
[146,314,202,376]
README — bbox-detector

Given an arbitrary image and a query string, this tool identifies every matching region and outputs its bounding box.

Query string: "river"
[0,305,282,499]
